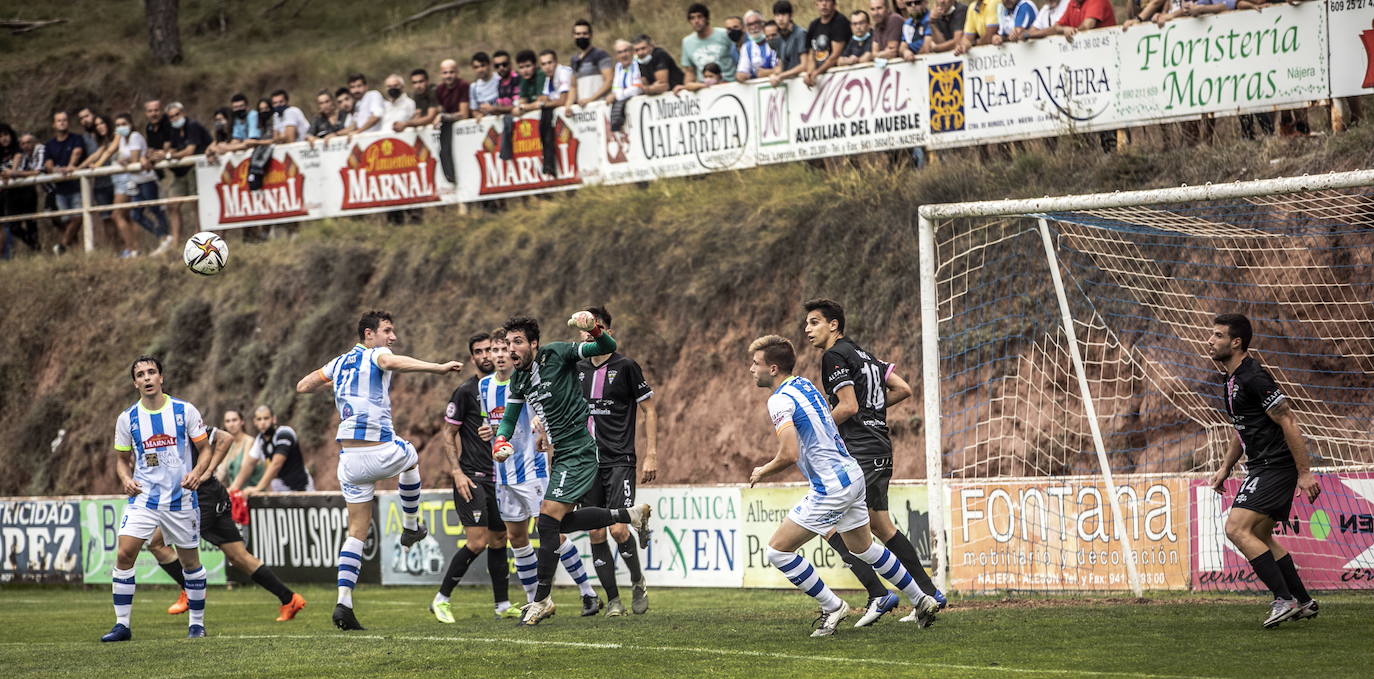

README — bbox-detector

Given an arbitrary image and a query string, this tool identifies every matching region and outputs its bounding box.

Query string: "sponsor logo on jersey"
[142,433,176,449]
[340,137,439,209]
[445,402,456,418]
[475,117,581,195]
[215,154,308,224]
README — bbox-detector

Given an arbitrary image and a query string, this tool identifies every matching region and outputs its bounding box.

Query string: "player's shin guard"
[617,538,645,584]
[559,507,629,531]
[883,531,939,596]
[1276,554,1311,604]
[337,536,366,607]
[590,540,620,600]
[855,543,926,604]
[766,547,843,612]
[112,567,136,627]
[1248,552,1293,600]
[158,558,187,588]
[251,565,294,605]
[487,547,510,604]
[513,544,539,602]
[826,533,887,599]
[534,514,561,601]
[183,567,207,627]
[398,469,422,531]
[558,539,596,597]
[438,546,480,599]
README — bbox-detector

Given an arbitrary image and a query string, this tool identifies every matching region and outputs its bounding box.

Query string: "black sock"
[826,533,886,599]
[1275,554,1311,604]
[616,538,645,584]
[591,540,620,600]
[535,514,562,601]
[559,507,628,532]
[438,546,480,598]
[487,547,510,604]
[1248,552,1293,600]
[884,531,938,596]
[159,559,187,588]
[250,565,294,604]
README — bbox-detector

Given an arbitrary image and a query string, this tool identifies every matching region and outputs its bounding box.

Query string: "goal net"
[918,171,1374,596]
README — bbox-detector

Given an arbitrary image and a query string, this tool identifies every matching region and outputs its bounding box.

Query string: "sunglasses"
[493,61,510,68]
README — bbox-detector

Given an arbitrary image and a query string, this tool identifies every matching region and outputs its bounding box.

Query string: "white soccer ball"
[183,231,229,276]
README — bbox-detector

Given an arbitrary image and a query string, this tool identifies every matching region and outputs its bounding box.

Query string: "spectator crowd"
[1,0,1330,260]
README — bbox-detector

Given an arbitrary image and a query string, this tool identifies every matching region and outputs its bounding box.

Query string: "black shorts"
[455,474,505,532]
[197,482,244,546]
[856,457,893,512]
[580,465,637,509]
[1232,467,1299,522]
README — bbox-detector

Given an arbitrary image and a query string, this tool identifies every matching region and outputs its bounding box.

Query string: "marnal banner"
[1191,472,1374,591]
[602,85,755,185]
[451,109,602,202]
[1117,3,1329,122]
[79,498,227,585]
[240,493,381,585]
[925,33,1121,148]
[1,500,81,583]
[949,478,1190,592]
[1328,3,1374,99]
[756,64,926,164]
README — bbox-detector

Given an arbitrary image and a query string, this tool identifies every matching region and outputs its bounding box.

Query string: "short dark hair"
[503,316,541,344]
[584,305,613,329]
[574,18,592,31]
[347,73,367,84]
[538,48,558,61]
[489,327,507,342]
[130,355,164,379]
[334,86,351,98]
[688,3,710,19]
[493,50,511,60]
[772,1,793,16]
[270,89,289,101]
[803,298,846,333]
[471,51,491,66]
[703,62,722,76]
[632,33,654,46]
[468,332,492,355]
[410,68,429,80]
[1213,313,1253,352]
[515,49,538,64]
[852,9,870,22]
[358,310,393,342]
[749,335,796,374]
[230,93,248,104]
[316,88,332,98]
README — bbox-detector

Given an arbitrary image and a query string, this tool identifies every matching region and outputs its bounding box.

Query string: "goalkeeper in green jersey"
[493,311,653,626]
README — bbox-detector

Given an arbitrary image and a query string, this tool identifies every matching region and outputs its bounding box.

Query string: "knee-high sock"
[183,566,207,627]
[112,567,135,627]
[855,542,929,604]
[766,547,843,612]
[534,514,561,602]
[250,565,294,605]
[1276,554,1311,604]
[487,547,510,605]
[398,469,421,530]
[558,539,596,597]
[1250,552,1293,600]
[617,538,645,584]
[559,507,629,532]
[826,533,887,599]
[883,530,938,595]
[158,558,187,589]
[436,545,480,600]
[590,540,620,600]
[513,544,539,603]
[337,536,366,607]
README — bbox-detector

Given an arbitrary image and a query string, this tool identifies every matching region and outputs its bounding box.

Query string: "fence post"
[79,175,95,253]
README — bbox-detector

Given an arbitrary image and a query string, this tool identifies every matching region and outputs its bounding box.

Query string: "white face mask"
[115,125,132,138]
[636,53,652,65]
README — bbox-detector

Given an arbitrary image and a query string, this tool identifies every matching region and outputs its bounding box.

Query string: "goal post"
[918,170,1374,596]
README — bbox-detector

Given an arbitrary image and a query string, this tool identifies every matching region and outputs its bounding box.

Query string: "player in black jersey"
[1207,313,1321,628]
[803,299,943,628]
[430,333,516,622]
[576,306,658,616]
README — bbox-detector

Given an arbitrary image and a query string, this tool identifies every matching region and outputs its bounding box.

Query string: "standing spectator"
[140,101,175,252]
[680,3,739,89]
[268,90,310,143]
[571,20,614,106]
[1,123,40,258]
[839,10,875,65]
[871,0,906,59]
[399,69,440,131]
[236,405,315,495]
[111,113,169,255]
[76,108,118,247]
[229,93,263,144]
[804,0,853,88]
[379,74,416,132]
[469,52,502,119]
[902,1,935,59]
[492,51,520,114]
[43,110,85,254]
[1050,0,1115,39]
[308,89,347,140]
[992,0,1039,43]
[1024,0,1069,38]
[736,10,780,81]
[512,50,547,115]
[536,51,575,110]
[207,108,241,157]
[956,0,1001,54]
[346,73,386,134]
[768,2,809,85]
[632,34,685,95]
[724,15,746,47]
[605,40,644,103]
[436,59,472,122]
[929,0,969,52]
[164,103,210,236]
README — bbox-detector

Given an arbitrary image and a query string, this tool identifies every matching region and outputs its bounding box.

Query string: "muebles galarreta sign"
[602,84,755,185]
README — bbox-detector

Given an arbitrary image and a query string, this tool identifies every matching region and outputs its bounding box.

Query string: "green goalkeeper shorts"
[544,437,600,504]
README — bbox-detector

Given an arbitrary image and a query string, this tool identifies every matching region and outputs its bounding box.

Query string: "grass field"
[1,585,1369,678]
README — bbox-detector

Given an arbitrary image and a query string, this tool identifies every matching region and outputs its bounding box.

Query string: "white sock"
[337,536,366,607]
[183,566,207,627]
[398,468,421,530]
[513,544,538,603]
[766,546,842,612]
[856,542,927,604]
[112,567,135,627]
[558,540,595,597]
[433,591,449,605]
[495,601,511,613]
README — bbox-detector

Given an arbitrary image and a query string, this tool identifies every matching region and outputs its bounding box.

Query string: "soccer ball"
[183,232,229,276]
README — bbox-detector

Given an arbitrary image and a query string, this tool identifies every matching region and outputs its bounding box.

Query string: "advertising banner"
[1191,472,1374,591]
[240,493,380,584]
[379,489,497,586]
[741,484,929,589]
[80,498,227,584]
[1117,3,1329,121]
[2,500,82,583]
[949,478,1190,592]
[755,63,926,164]
[451,108,603,202]
[602,85,755,185]
[1328,3,1374,98]
[925,33,1122,148]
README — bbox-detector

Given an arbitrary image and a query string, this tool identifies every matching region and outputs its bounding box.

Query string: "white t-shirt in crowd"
[272,106,310,140]
[1033,0,1071,29]
[116,132,157,185]
[380,93,416,131]
[352,90,386,133]
[543,64,574,100]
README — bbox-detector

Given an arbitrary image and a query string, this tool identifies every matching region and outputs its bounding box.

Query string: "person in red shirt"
[1053,0,1116,39]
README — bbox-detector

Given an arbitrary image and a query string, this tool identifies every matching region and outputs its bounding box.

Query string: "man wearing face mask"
[736,9,778,81]
[723,15,746,47]
[571,20,614,106]
[631,34,685,96]
[379,74,416,134]
[229,94,264,143]
[163,103,210,236]
[871,0,906,59]
[679,3,738,94]
[839,10,876,65]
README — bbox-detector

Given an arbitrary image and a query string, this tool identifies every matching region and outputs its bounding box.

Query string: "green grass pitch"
[1,585,1368,678]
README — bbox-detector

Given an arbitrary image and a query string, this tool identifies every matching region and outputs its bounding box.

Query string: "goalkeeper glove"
[492,436,514,462]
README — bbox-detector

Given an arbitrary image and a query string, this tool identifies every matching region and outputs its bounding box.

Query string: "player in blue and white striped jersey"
[746,335,939,637]
[101,355,215,642]
[295,310,464,631]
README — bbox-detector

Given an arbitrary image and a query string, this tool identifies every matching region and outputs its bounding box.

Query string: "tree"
[588,0,630,27]
[145,0,182,65]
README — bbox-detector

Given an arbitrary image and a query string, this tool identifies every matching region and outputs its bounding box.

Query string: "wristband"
[588,324,603,338]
